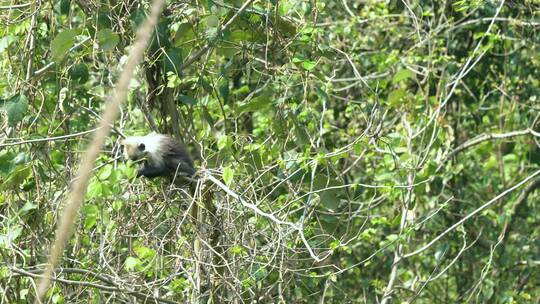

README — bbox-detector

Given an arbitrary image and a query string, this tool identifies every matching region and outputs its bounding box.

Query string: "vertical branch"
[34,0,166,302]
[190,181,202,303]
[381,115,416,304]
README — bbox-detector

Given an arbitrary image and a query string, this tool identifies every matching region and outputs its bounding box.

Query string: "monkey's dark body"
[138,137,195,179]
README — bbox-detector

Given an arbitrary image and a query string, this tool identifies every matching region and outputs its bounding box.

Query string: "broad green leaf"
[96,13,112,30]
[237,96,271,113]
[1,166,31,190]
[19,202,37,216]
[51,293,64,304]
[292,56,303,63]
[148,21,170,52]
[392,69,414,83]
[13,152,30,165]
[51,29,77,60]
[313,175,340,212]
[217,135,232,150]
[387,89,407,106]
[135,245,156,260]
[219,79,229,102]
[70,63,89,83]
[302,60,317,71]
[0,36,17,53]
[178,95,197,105]
[58,0,70,15]
[5,226,22,245]
[167,73,181,88]
[0,151,14,176]
[87,180,103,199]
[250,264,268,281]
[205,15,219,28]
[223,166,234,186]
[82,204,99,229]
[230,30,251,42]
[2,94,28,126]
[163,47,182,75]
[98,164,113,180]
[97,29,119,51]
[230,245,245,255]
[170,278,188,293]
[124,257,142,271]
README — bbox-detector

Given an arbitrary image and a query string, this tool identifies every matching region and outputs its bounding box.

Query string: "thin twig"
[0,128,100,148]
[403,169,540,259]
[204,172,327,262]
[13,267,177,304]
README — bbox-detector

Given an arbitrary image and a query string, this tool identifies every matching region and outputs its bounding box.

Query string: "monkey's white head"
[120,132,167,164]
[120,136,147,161]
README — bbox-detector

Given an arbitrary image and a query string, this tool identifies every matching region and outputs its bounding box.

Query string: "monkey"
[120,132,195,179]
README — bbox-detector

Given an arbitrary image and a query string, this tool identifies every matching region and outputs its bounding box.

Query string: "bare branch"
[403,169,540,259]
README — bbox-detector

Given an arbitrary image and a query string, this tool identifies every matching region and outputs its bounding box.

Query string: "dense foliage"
[1,0,539,303]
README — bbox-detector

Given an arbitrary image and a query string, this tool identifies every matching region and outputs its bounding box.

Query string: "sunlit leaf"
[223,166,234,186]
[392,69,414,83]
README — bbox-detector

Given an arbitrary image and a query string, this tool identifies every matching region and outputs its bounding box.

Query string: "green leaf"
[294,124,310,146]
[87,180,103,199]
[219,79,229,102]
[163,47,183,76]
[148,20,170,52]
[82,204,99,229]
[202,107,215,127]
[96,13,111,30]
[70,63,89,83]
[13,152,30,165]
[52,293,64,304]
[250,264,268,281]
[386,234,399,242]
[112,200,124,212]
[223,166,234,186]
[59,0,70,15]
[51,29,77,60]
[2,94,28,126]
[217,135,232,150]
[19,202,37,216]
[292,56,303,63]
[392,69,414,84]
[135,245,156,260]
[230,30,252,42]
[124,257,142,271]
[0,226,22,247]
[0,151,14,176]
[205,15,219,28]
[1,166,31,190]
[0,36,17,53]
[237,96,271,113]
[387,89,407,106]
[230,245,245,255]
[98,165,113,180]
[313,175,341,212]
[170,278,188,293]
[178,94,197,105]
[302,60,317,71]
[97,29,119,51]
